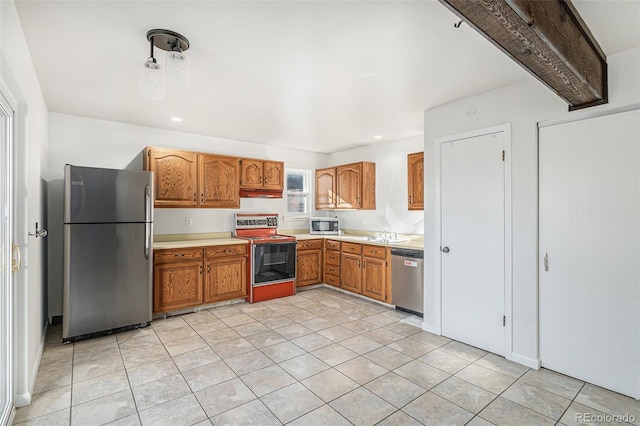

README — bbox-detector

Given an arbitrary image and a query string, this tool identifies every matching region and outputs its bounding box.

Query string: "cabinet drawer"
[298,240,323,250]
[362,245,386,259]
[341,242,362,255]
[325,274,340,287]
[325,240,341,251]
[325,265,340,276]
[154,248,203,263]
[205,244,247,258]
[325,251,340,265]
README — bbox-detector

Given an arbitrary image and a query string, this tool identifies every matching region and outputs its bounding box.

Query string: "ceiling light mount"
[146,29,190,53]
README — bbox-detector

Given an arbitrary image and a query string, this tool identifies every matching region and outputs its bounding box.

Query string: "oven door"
[252,242,296,287]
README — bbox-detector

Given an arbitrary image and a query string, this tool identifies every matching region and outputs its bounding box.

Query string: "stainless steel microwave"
[309,217,340,235]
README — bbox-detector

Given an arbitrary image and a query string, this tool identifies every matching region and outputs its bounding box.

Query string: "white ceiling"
[14,0,640,153]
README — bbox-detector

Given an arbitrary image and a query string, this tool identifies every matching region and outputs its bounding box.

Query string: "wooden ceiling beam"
[439,0,607,110]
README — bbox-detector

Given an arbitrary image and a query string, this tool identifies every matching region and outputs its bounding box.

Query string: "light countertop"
[293,233,424,250]
[153,231,423,251]
[153,238,247,250]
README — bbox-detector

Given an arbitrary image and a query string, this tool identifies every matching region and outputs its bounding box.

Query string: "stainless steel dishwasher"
[391,248,424,317]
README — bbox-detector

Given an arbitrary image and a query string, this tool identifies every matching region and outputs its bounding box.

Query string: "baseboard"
[15,392,31,407]
[16,322,48,408]
[510,352,540,369]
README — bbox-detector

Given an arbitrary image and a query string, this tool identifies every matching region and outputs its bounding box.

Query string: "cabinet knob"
[442,246,450,253]
[193,193,197,202]
[200,265,203,274]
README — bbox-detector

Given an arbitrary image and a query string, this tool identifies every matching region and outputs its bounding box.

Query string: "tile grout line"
[30,288,631,426]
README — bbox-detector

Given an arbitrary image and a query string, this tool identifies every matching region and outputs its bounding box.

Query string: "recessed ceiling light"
[373,135,383,139]
[170,116,183,122]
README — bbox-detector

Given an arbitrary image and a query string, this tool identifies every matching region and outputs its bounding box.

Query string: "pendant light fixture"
[140,29,190,100]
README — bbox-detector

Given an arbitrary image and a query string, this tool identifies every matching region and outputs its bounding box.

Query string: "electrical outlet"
[362,217,368,225]
[185,217,193,227]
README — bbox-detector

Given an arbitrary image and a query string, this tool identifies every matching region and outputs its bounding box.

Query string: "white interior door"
[0,93,15,423]
[441,131,506,355]
[539,109,640,399]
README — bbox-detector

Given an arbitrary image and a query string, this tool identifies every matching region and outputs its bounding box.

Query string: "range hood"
[240,188,283,198]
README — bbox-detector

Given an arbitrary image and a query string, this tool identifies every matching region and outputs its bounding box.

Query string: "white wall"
[46,112,326,316]
[1,0,49,407]
[325,135,424,235]
[424,48,640,367]
[47,112,327,234]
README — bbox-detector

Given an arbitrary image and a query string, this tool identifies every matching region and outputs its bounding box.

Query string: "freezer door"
[63,222,152,339]
[64,165,153,224]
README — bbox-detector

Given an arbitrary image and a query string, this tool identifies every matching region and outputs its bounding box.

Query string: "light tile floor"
[13,287,640,425]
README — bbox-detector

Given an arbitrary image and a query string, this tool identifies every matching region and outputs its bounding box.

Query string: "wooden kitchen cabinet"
[324,240,341,287]
[340,252,362,294]
[339,242,390,303]
[316,168,337,209]
[145,147,199,207]
[153,243,248,313]
[362,244,390,303]
[408,152,424,210]
[144,147,240,208]
[204,244,247,303]
[199,154,240,208]
[240,159,284,190]
[153,248,204,312]
[296,239,323,287]
[263,161,285,190]
[316,161,375,210]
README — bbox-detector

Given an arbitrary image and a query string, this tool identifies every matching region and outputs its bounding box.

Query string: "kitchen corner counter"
[153,237,248,250]
[292,233,424,250]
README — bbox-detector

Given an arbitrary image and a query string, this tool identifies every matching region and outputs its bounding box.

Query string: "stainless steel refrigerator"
[63,165,153,342]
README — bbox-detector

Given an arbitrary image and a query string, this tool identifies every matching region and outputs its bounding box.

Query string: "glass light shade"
[165,50,190,89]
[140,58,165,100]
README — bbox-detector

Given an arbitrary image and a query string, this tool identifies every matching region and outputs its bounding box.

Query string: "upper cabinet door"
[336,163,362,209]
[146,147,198,207]
[240,159,263,189]
[408,152,424,210]
[200,154,240,208]
[263,161,284,190]
[316,168,336,209]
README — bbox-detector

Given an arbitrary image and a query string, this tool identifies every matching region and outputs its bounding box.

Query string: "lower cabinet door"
[297,249,323,287]
[362,257,387,302]
[205,256,247,303]
[153,261,204,312]
[341,253,362,294]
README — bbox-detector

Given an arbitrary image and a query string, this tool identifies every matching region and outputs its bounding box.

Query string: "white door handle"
[12,243,21,272]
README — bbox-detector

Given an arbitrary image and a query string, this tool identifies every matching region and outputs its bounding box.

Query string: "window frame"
[284,168,311,218]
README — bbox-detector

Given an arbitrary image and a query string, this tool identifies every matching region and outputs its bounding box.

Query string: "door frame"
[0,89,16,425]
[433,123,513,359]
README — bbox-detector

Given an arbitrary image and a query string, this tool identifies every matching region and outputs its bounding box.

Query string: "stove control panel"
[234,214,278,230]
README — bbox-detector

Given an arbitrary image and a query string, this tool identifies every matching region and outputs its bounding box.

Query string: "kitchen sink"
[347,236,408,244]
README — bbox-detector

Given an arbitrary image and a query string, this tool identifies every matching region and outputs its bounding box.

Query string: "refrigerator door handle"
[144,185,151,259]
[145,185,151,223]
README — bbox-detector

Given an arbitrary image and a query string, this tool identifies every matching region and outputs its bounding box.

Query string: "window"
[285,168,311,216]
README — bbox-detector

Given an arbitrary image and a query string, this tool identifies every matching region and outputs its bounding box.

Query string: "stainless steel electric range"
[234,213,296,303]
